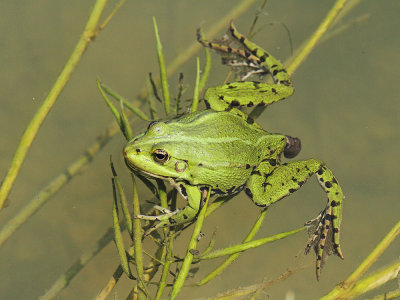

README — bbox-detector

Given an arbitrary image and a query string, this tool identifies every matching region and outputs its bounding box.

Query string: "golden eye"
[153,149,169,164]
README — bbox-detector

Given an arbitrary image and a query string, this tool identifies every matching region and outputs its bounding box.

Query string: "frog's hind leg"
[246,159,344,279]
[200,22,294,111]
[228,21,292,87]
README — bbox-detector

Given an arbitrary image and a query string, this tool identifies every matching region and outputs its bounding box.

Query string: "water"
[0,1,399,299]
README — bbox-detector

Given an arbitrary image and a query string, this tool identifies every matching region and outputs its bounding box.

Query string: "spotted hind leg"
[245,159,344,279]
[198,22,294,111]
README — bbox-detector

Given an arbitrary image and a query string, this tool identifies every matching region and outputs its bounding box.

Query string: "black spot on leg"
[180,185,187,197]
[325,214,337,221]
[227,47,232,53]
[259,55,267,62]
[320,244,324,249]
[246,117,255,124]
[169,217,177,224]
[231,100,240,106]
[325,225,330,230]
[320,233,326,239]
[226,186,237,194]
[239,36,245,43]
[317,168,323,175]
[325,181,332,188]
[198,163,203,167]
[332,178,338,184]
[319,177,324,182]
[289,188,296,193]
[271,88,277,95]
[228,85,236,89]
[183,214,188,220]
[331,200,338,207]
[212,188,225,195]
[333,228,339,233]
[252,82,260,89]
[245,164,251,169]
[245,188,253,199]
[317,255,322,261]
[247,102,254,107]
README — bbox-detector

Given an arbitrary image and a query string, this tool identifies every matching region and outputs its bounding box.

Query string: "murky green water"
[0,1,399,299]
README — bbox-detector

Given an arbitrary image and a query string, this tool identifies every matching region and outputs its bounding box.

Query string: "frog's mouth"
[124,157,169,181]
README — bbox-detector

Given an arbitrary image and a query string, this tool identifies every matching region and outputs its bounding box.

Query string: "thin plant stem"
[97,0,127,33]
[112,177,133,280]
[169,189,211,299]
[100,82,151,121]
[250,0,349,119]
[95,264,125,300]
[247,0,268,37]
[198,227,305,260]
[198,48,211,95]
[286,0,348,75]
[0,0,109,211]
[39,227,116,300]
[197,208,269,285]
[155,233,176,300]
[153,17,171,116]
[346,259,400,299]
[0,123,120,249]
[321,219,400,300]
[191,57,201,112]
[131,174,147,299]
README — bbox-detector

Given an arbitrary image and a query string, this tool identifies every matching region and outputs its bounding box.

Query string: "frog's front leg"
[246,159,344,279]
[135,184,203,233]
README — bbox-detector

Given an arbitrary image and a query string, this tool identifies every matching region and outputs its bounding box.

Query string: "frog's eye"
[152,149,169,164]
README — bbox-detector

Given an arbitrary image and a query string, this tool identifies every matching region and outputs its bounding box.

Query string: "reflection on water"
[0,1,399,299]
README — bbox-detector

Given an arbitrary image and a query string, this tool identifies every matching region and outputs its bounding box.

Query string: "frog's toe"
[153,205,172,214]
[304,207,343,280]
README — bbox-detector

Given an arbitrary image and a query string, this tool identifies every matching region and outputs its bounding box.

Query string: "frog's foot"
[304,207,344,280]
[246,158,344,280]
[135,208,183,235]
[136,184,203,235]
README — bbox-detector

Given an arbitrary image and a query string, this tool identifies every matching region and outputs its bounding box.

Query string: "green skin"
[124,22,344,279]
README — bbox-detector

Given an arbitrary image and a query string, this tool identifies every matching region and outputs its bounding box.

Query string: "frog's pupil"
[153,149,169,163]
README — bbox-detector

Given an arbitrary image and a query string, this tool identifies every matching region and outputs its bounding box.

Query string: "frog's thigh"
[246,159,343,245]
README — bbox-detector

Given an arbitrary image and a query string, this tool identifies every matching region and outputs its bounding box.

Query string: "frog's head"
[123,121,192,182]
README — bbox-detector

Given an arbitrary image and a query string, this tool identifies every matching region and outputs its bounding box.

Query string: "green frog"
[123,22,344,279]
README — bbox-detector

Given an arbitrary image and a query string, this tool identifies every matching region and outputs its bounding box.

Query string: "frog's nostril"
[136,148,141,153]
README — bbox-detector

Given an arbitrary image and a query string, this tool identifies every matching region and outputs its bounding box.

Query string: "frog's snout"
[284,136,301,158]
